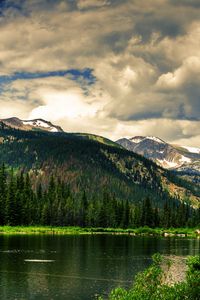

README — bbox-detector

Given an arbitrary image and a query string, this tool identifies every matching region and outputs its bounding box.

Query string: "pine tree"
[48,175,56,225]
[153,207,160,228]
[80,191,88,226]
[132,205,142,228]
[0,163,6,224]
[141,197,154,227]
[162,201,171,228]
[5,170,17,225]
[122,200,130,228]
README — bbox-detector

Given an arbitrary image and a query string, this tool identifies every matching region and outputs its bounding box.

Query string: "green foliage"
[186,256,200,299]
[100,254,200,300]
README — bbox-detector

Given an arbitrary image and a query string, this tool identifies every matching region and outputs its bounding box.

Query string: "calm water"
[0,234,199,300]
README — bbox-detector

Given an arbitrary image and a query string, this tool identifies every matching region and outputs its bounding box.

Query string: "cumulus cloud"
[156,56,200,90]
[0,0,200,146]
[29,88,101,120]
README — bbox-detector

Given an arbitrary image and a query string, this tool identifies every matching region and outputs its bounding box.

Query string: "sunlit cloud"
[29,89,100,120]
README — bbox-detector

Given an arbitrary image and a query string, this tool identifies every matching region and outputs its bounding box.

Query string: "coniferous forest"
[0,125,199,229]
[0,164,199,228]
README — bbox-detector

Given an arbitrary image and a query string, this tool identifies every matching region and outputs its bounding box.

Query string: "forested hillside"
[0,122,199,228]
[0,165,199,227]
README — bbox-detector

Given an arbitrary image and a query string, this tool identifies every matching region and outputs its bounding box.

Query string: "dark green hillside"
[0,123,199,207]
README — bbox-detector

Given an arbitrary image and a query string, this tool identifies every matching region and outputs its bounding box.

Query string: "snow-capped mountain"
[0,117,63,133]
[116,136,200,179]
[182,146,200,154]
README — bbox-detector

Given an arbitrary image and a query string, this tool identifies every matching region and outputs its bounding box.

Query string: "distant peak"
[0,117,64,133]
[2,117,21,122]
[3,117,20,121]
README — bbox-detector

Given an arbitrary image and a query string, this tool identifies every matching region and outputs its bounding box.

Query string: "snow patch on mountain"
[180,156,191,163]
[23,120,50,129]
[146,136,165,144]
[182,146,200,154]
[50,127,59,132]
[22,119,60,132]
[130,136,165,144]
[157,156,191,169]
[130,136,144,143]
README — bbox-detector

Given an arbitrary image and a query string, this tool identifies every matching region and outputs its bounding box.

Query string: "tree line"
[0,164,199,228]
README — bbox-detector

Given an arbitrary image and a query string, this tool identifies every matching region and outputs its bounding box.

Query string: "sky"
[0,0,200,146]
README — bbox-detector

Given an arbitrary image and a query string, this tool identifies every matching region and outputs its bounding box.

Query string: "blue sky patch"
[0,68,96,86]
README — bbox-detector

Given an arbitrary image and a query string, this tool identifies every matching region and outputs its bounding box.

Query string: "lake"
[0,234,199,299]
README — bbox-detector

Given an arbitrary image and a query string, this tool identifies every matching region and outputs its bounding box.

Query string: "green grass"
[0,226,199,237]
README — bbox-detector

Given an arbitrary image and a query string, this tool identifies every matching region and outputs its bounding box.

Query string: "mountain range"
[1,117,200,182]
[116,136,200,183]
[0,117,199,208]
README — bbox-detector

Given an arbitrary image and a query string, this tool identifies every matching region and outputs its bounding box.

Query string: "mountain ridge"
[0,122,199,208]
[0,117,63,133]
[116,136,200,182]
[0,117,199,205]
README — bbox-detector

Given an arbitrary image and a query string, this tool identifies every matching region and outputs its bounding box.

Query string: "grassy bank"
[0,226,199,237]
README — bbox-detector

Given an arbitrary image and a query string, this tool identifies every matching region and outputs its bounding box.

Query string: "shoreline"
[0,226,199,238]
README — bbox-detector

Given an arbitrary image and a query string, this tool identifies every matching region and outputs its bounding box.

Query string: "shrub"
[99,254,200,300]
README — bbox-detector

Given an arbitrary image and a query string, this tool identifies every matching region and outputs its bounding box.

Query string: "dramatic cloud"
[0,0,200,146]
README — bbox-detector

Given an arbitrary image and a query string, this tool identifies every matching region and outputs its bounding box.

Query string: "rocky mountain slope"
[116,136,200,182]
[0,117,63,133]
[0,121,199,207]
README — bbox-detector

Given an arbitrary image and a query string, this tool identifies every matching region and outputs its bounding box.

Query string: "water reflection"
[0,235,199,299]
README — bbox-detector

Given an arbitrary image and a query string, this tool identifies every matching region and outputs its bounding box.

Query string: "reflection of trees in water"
[0,235,199,299]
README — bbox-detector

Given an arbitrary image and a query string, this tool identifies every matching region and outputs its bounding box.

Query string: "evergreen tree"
[162,201,171,228]
[0,163,6,224]
[122,200,130,228]
[153,207,160,227]
[141,197,154,227]
[80,191,88,226]
[5,171,17,225]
